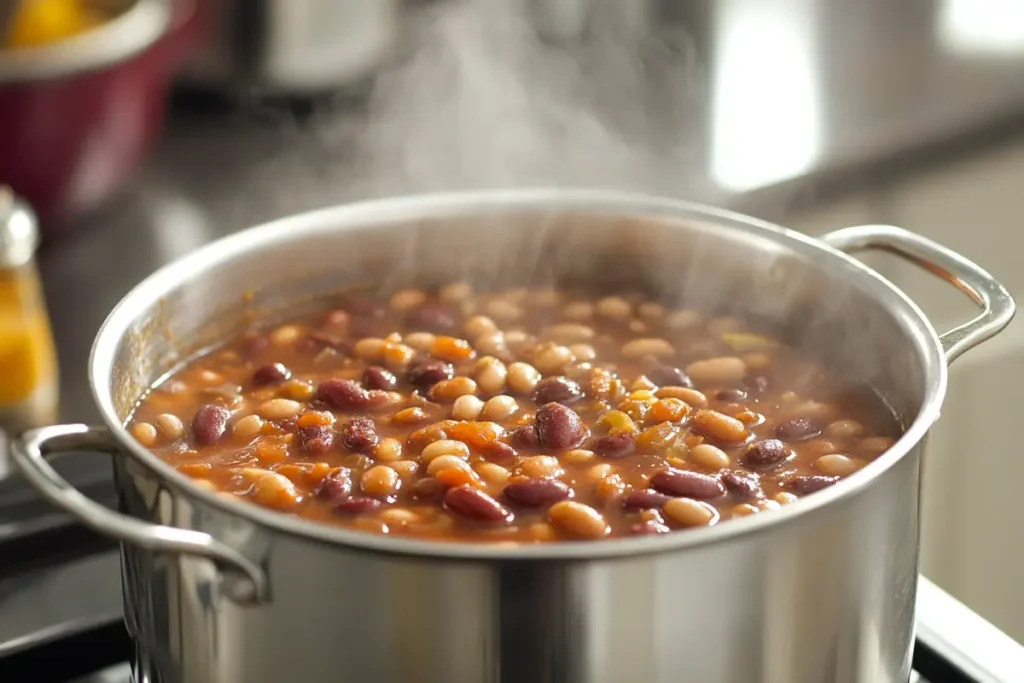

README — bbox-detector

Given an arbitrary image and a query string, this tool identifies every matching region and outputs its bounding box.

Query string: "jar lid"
[0,186,40,269]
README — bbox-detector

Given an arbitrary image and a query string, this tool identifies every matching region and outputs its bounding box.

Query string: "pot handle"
[10,423,268,603]
[819,225,1015,363]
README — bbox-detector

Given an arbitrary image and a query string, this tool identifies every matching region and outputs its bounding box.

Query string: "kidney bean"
[340,417,379,453]
[716,388,747,402]
[407,358,455,390]
[531,376,584,405]
[316,467,352,502]
[719,471,764,499]
[340,295,386,318]
[591,432,635,458]
[508,425,539,448]
[774,417,824,442]
[444,485,512,522]
[316,379,370,410]
[650,469,726,499]
[621,489,671,510]
[785,475,840,494]
[363,366,398,391]
[298,425,335,454]
[743,439,792,468]
[333,496,383,515]
[534,403,587,450]
[191,405,229,446]
[251,363,291,386]
[647,365,693,388]
[237,333,270,358]
[503,479,572,507]
[480,440,518,466]
[301,332,352,354]
[629,518,670,535]
[407,305,457,333]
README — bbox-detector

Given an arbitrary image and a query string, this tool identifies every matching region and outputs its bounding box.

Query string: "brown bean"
[316,467,352,502]
[621,489,672,510]
[531,376,584,405]
[647,365,693,389]
[742,439,793,468]
[534,403,587,450]
[503,479,572,507]
[508,424,539,447]
[650,469,726,500]
[719,470,764,499]
[237,333,270,358]
[363,366,398,391]
[407,358,455,390]
[716,388,747,402]
[480,440,519,466]
[785,475,840,494]
[316,379,370,410]
[444,485,511,522]
[774,417,824,442]
[591,432,635,458]
[407,305,457,333]
[340,417,379,453]
[332,496,383,515]
[298,425,334,454]
[251,363,291,386]
[191,405,229,446]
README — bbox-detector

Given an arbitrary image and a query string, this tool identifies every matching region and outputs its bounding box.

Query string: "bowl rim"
[0,0,172,83]
[89,188,947,562]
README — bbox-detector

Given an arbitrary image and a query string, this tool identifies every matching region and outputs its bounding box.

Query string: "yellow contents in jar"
[4,0,104,49]
[0,265,57,406]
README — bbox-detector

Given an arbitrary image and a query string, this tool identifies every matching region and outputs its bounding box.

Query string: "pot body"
[117,437,922,682]
[11,191,1014,683]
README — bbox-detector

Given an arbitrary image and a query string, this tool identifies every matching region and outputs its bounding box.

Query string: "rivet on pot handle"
[820,225,1016,363]
[10,423,269,603]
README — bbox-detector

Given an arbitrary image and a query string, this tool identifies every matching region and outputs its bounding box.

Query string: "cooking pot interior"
[103,205,930,431]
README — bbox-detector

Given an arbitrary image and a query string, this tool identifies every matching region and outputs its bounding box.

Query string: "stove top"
[0,472,1021,683]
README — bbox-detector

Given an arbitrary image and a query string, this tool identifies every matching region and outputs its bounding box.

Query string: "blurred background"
[0,0,1023,680]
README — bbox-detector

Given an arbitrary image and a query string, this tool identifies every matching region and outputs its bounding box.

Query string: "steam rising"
[355,0,704,197]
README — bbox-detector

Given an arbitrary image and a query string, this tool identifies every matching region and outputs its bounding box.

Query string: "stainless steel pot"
[11,190,1015,683]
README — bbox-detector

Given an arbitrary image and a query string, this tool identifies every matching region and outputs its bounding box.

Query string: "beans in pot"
[128,285,901,542]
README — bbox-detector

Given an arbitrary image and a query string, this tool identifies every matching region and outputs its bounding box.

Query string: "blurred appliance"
[179,0,400,97]
[0,0,202,233]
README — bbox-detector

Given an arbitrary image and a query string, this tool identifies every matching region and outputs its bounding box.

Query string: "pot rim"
[0,0,172,84]
[90,188,946,561]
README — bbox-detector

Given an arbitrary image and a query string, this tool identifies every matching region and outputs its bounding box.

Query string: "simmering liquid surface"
[129,285,901,542]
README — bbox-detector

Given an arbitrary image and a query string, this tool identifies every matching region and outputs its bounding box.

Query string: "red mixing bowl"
[0,0,204,235]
